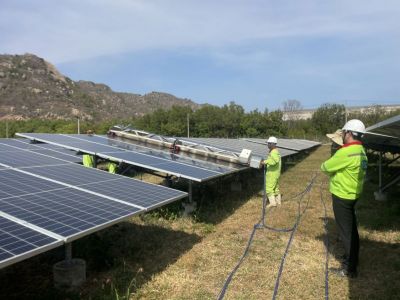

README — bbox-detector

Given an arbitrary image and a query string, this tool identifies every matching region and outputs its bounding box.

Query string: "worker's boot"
[267,195,277,208]
[276,194,281,205]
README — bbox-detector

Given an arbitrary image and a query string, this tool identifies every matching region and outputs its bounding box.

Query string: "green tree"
[312,103,345,136]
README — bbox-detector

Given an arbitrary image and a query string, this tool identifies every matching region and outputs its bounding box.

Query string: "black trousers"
[332,194,359,272]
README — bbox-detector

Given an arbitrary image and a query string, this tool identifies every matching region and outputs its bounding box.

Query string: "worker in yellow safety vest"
[108,161,118,174]
[82,154,96,168]
[263,136,282,207]
[321,119,368,278]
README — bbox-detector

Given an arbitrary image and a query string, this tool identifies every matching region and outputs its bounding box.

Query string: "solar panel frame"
[242,138,320,151]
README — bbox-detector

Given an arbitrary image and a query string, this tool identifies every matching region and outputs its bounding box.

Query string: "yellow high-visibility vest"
[82,154,95,168]
[321,142,367,200]
[108,162,117,174]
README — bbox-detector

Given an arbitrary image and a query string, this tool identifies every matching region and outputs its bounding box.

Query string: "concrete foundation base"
[53,258,86,290]
[374,191,387,201]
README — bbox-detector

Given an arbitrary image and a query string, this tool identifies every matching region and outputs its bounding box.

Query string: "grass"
[0,145,399,299]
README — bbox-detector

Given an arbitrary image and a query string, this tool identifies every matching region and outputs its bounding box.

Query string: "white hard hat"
[342,119,365,134]
[267,136,278,144]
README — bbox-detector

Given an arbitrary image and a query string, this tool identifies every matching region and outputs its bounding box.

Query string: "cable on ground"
[217,165,317,300]
[320,180,330,300]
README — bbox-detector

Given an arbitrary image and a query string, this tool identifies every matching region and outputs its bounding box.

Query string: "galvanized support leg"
[374,151,387,201]
[183,180,196,217]
[65,243,72,263]
[189,180,193,203]
[379,151,382,192]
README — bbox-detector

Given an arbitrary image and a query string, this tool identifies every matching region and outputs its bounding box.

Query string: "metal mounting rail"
[108,126,247,165]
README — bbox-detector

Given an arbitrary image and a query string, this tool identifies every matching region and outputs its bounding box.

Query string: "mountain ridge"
[0,53,201,121]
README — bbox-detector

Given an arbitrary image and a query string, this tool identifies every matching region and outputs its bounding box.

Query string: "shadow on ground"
[0,222,201,300]
[320,191,400,299]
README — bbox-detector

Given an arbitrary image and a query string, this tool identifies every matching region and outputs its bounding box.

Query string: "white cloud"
[0,0,399,63]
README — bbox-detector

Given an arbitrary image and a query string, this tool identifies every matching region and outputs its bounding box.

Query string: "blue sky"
[1,0,399,111]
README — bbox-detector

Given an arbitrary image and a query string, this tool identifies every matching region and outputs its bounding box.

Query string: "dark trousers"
[332,194,359,272]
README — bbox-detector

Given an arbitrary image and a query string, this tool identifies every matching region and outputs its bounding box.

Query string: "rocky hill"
[0,54,200,121]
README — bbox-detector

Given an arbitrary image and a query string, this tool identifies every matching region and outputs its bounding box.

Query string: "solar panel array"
[17,133,245,182]
[179,137,299,158]
[0,139,187,269]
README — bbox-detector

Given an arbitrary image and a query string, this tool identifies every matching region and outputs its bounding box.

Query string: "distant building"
[282,104,400,120]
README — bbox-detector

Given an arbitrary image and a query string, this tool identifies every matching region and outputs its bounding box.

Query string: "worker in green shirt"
[321,119,368,278]
[108,161,118,174]
[82,153,96,168]
[263,136,282,207]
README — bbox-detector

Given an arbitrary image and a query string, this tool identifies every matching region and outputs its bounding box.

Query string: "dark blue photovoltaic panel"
[100,151,224,180]
[0,169,63,199]
[70,134,238,173]
[7,139,82,163]
[0,147,70,168]
[16,134,117,153]
[23,149,81,163]
[0,216,62,268]
[67,134,239,173]
[16,133,242,181]
[23,163,187,209]
[0,170,141,239]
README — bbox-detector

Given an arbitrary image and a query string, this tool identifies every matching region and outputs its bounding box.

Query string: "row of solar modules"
[17,133,247,182]
[178,137,305,158]
[0,139,187,269]
[16,133,320,182]
[173,137,320,158]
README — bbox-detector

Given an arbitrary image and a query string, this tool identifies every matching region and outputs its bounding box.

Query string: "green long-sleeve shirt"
[264,148,281,177]
[321,142,367,200]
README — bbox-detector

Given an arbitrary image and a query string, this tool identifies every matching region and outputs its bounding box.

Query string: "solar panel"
[366,115,400,137]
[98,135,238,172]
[100,151,226,181]
[21,163,187,210]
[0,147,70,169]
[0,169,63,199]
[0,140,81,165]
[8,139,82,163]
[16,133,244,182]
[179,137,298,158]
[0,169,142,240]
[0,216,62,269]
